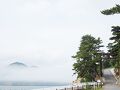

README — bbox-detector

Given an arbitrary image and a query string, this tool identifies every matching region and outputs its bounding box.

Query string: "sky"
[0,0,120,83]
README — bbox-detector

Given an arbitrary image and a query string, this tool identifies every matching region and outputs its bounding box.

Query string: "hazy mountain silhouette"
[8,62,27,68]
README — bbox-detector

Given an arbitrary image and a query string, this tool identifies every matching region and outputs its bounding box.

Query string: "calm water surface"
[0,86,58,90]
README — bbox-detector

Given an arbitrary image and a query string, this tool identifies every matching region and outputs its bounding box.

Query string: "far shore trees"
[72,35,103,82]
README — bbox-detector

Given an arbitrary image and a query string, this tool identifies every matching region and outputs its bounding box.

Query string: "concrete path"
[103,69,120,90]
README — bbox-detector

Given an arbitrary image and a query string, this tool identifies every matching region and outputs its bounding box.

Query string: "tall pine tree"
[108,26,120,75]
[101,4,120,76]
[72,35,103,81]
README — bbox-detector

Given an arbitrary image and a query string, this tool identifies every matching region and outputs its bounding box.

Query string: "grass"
[96,87,103,90]
[85,87,103,90]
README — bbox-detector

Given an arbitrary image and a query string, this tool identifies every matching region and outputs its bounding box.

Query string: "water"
[0,85,71,90]
[0,86,48,90]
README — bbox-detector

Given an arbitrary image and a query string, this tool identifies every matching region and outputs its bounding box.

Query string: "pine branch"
[101,4,120,15]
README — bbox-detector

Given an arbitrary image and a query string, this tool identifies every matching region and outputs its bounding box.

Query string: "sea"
[0,85,71,90]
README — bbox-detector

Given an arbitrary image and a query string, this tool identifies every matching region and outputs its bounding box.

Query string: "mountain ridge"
[8,62,27,68]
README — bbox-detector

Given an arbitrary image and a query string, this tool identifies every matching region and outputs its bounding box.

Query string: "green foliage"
[103,59,112,68]
[101,4,120,15]
[101,3,120,74]
[108,26,120,68]
[72,35,103,81]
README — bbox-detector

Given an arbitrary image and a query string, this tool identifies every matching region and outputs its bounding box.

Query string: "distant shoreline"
[0,81,70,86]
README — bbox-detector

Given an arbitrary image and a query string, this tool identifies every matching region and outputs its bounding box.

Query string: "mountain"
[8,62,27,68]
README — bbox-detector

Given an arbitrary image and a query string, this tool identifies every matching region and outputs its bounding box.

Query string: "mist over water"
[0,61,74,84]
[0,0,116,87]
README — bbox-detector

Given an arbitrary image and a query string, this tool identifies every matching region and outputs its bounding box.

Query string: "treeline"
[72,4,120,82]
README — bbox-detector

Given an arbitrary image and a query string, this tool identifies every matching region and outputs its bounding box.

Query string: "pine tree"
[108,26,120,75]
[72,35,103,81]
[101,4,120,76]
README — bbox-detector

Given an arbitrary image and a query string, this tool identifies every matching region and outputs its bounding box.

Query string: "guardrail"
[56,82,102,90]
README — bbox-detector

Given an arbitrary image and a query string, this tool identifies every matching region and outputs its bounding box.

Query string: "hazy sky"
[0,0,120,83]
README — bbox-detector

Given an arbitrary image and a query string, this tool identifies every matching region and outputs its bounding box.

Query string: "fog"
[0,62,74,83]
[0,0,119,84]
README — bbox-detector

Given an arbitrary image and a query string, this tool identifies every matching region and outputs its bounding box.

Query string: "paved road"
[103,69,120,90]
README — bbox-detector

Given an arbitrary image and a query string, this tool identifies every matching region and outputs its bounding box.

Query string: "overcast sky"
[0,0,120,83]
